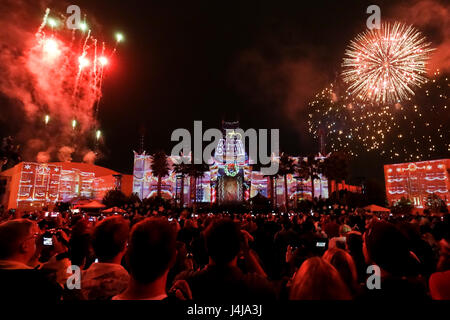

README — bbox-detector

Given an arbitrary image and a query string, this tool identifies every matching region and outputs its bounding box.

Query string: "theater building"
[0,162,133,210]
[384,159,450,210]
[133,122,360,208]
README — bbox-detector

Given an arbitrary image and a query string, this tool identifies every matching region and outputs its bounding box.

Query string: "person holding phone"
[0,219,62,300]
[173,219,276,300]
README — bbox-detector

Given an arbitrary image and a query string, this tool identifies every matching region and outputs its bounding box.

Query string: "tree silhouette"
[150,151,170,198]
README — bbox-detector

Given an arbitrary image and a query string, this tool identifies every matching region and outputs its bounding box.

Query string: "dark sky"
[1,0,448,188]
[89,0,386,174]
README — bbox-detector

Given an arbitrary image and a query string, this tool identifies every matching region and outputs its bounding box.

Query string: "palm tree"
[295,159,310,202]
[263,174,276,208]
[305,155,320,201]
[150,151,169,198]
[0,136,21,171]
[277,153,296,210]
[186,163,209,209]
[172,161,188,208]
[320,151,349,200]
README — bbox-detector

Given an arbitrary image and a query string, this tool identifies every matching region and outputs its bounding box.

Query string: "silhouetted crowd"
[0,208,449,300]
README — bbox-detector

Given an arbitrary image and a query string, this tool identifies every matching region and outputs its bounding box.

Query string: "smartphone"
[43,237,53,246]
[316,241,326,248]
[88,216,96,222]
[94,258,99,263]
[50,212,59,217]
[45,212,49,217]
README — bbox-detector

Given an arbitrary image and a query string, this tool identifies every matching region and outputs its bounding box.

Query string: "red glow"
[42,38,60,58]
[78,56,90,69]
[99,56,108,66]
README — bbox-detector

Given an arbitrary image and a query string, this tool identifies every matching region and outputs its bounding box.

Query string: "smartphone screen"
[316,241,326,248]
[43,237,53,246]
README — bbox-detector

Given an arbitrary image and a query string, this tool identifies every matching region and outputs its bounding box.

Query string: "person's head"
[346,231,363,257]
[363,221,417,276]
[322,248,358,295]
[69,219,92,268]
[0,219,38,264]
[205,218,241,265]
[92,216,129,263]
[289,257,351,300]
[127,217,177,284]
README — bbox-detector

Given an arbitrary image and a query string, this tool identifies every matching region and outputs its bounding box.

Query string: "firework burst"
[342,22,434,104]
[308,70,449,161]
[0,5,123,162]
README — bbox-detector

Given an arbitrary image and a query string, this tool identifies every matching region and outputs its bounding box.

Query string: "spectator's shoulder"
[174,269,197,281]
[242,273,276,299]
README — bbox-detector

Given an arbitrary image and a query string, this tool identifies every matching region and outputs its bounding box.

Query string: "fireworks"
[115,33,124,43]
[342,22,433,104]
[308,71,449,161]
[96,130,102,140]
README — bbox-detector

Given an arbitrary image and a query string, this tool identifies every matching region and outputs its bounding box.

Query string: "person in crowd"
[323,215,340,238]
[289,257,352,300]
[0,219,62,300]
[174,218,276,300]
[322,248,360,297]
[361,221,428,299]
[428,217,450,300]
[113,217,190,300]
[81,216,130,300]
[69,219,93,270]
[429,267,450,300]
[345,231,367,284]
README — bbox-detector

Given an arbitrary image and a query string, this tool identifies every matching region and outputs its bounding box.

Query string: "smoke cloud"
[82,150,96,164]
[57,146,74,162]
[0,0,103,164]
[36,150,51,163]
[391,0,450,73]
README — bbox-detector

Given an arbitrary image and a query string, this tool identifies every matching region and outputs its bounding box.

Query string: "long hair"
[289,257,352,300]
[323,248,359,296]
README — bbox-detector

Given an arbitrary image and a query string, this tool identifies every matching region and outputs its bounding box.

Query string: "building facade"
[384,159,450,209]
[0,162,133,210]
[132,122,361,207]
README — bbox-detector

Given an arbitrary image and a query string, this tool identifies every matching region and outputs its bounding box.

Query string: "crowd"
[0,206,449,300]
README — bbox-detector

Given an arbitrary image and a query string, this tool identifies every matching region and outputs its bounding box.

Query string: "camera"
[42,228,66,247]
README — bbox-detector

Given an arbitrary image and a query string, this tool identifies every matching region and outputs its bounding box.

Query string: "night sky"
[1,0,448,188]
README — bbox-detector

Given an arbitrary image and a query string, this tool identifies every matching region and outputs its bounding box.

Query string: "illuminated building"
[384,159,450,209]
[133,122,360,207]
[0,162,133,210]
